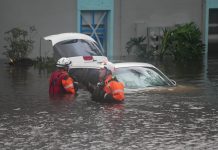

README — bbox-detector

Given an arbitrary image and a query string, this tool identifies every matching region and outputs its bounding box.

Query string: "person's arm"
[104,84,111,93]
[103,83,113,99]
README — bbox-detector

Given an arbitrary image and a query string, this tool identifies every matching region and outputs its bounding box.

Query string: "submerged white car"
[68,60,176,91]
[44,33,176,92]
[113,62,176,89]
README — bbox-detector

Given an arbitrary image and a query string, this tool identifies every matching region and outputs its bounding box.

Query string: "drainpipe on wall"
[39,37,42,60]
[120,0,123,59]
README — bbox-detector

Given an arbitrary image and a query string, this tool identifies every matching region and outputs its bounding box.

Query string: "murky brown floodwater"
[0,58,218,149]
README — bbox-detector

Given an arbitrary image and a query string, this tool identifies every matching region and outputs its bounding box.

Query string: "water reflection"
[0,59,218,149]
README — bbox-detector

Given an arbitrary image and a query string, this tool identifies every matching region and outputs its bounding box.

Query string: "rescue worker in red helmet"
[92,62,125,103]
[49,57,77,97]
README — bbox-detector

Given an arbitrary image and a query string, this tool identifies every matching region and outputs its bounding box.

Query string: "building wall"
[0,0,77,59]
[77,0,114,59]
[0,0,203,59]
[119,0,203,58]
[205,0,218,59]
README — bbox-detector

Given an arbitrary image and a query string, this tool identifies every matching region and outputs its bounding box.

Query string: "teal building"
[0,0,218,61]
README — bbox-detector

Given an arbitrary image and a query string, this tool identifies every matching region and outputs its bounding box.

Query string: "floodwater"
[0,58,218,150]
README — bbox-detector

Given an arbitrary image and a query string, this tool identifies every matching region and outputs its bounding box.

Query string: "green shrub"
[161,22,204,62]
[125,36,147,58]
[3,26,36,62]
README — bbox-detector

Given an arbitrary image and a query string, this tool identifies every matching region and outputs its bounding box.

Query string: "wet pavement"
[0,58,218,149]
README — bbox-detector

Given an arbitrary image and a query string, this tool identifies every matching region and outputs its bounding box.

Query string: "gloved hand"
[97,82,104,88]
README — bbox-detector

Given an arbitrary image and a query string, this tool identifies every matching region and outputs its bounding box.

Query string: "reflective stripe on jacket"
[104,75,125,101]
[62,77,75,94]
[49,70,75,96]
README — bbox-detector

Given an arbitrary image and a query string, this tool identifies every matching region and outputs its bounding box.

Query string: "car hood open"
[44,33,97,46]
[44,33,104,58]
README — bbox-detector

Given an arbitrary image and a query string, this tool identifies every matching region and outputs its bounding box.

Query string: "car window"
[53,39,103,58]
[114,67,169,89]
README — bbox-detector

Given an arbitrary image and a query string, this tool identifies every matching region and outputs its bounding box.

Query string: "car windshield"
[53,39,103,58]
[114,67,170,89]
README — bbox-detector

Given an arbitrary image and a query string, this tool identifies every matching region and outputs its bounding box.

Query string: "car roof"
[44,32,96,46]
[114,62,156,69]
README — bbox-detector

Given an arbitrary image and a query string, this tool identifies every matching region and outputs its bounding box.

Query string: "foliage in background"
[125,36,148,58]
[157,28,172,60]
[31,57,56,73]
[34,56,56,68]
[161,22,204,62]
[3,26,36,62]
[126,22,204,62]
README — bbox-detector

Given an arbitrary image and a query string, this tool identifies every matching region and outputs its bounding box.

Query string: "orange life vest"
[104,75,125,101]
[49,70,75,96]
[62,76,75,94]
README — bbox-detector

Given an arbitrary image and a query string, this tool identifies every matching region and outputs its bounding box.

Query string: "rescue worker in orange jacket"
[49,57,77,97]
[103,72,125,102]
[92,62,125,102]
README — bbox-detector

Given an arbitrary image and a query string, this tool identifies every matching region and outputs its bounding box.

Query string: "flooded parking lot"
[0,59,218,149]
